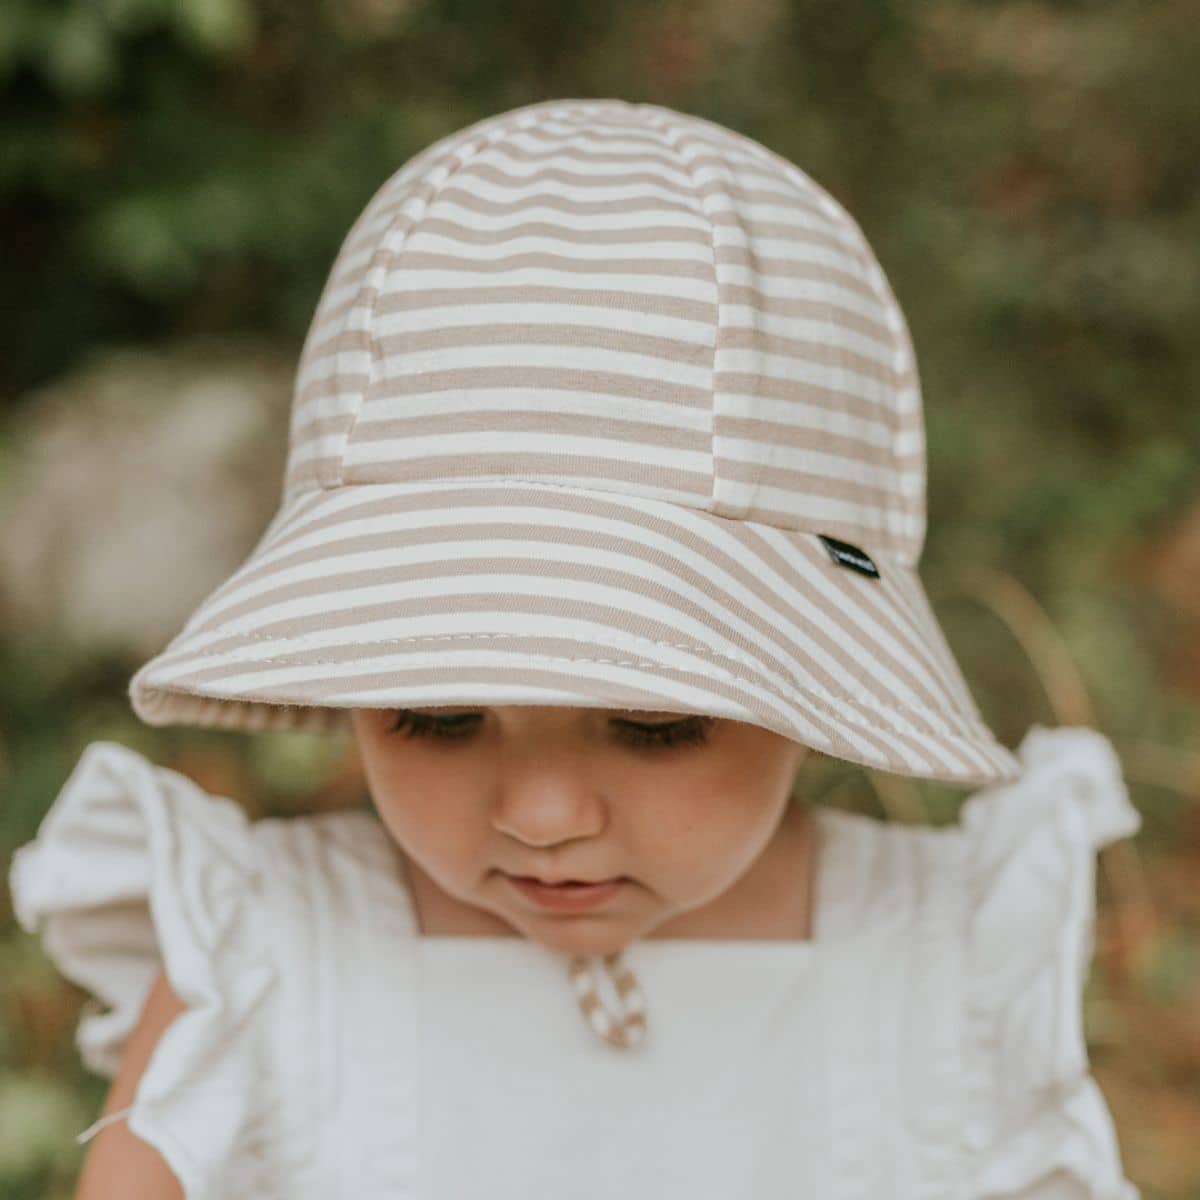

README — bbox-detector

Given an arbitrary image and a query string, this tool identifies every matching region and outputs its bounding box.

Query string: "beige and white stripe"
[569,951,648,1049]
[129,97,1021,789]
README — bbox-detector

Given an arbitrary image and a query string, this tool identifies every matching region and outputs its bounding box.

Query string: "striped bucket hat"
[128,97,1022,788]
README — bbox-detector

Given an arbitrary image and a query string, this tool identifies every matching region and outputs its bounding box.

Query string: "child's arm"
[74,965,188,1200]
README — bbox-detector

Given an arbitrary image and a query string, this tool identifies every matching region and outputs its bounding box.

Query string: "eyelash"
[386,710,714,750]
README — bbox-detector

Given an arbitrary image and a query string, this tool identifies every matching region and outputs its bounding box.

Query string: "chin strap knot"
[567,950,647,1049]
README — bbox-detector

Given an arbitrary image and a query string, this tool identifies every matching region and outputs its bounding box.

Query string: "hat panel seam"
[755,142,923,567]
[661,122,741,522]
[295,120,496,495]
[339,108,563,488]
[303,475,907,545]
[660,118,719,516]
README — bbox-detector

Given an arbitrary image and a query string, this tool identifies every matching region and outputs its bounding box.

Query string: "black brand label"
[818,534,880,579]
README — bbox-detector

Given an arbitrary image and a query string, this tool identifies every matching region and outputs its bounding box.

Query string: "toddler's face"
[350,705,810,957]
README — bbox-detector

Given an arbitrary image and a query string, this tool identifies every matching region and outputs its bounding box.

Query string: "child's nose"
[489,750,609,848]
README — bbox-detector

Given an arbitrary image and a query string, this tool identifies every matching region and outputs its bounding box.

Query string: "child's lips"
[504,874,628,911]
[521,875,617,886]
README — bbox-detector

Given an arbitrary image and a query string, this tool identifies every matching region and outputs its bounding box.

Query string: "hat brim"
[128,479,1021,787]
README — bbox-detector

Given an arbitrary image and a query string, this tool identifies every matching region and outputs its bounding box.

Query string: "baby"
[9,98,1141,1199]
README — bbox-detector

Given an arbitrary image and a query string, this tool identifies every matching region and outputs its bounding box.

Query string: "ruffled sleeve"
[7,739,277,1199]
[960,724,1141,1199]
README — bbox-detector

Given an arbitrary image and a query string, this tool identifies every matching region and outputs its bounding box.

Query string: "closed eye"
[389,709,479,740]
[387,709,714,750]
[610,716,713,749]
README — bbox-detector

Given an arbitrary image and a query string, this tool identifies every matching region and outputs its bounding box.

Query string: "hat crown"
[284,99,926,567]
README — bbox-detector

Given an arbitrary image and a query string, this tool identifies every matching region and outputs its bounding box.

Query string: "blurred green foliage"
[1,0,1198,1196]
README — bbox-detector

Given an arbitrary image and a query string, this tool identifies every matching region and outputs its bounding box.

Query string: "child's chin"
[525,920,637,960]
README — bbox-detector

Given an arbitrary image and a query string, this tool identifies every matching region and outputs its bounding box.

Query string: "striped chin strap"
[568,950,647,1049]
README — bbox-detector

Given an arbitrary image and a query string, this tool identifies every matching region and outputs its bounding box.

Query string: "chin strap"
[568,950,647,1048]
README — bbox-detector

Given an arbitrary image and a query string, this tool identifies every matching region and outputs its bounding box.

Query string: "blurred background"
[0,0,1197,1195]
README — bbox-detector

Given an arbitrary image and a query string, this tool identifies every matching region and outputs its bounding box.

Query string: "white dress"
[7,725,1141,1200]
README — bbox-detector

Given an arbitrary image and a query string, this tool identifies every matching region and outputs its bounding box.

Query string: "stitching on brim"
[145,630,998,746]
